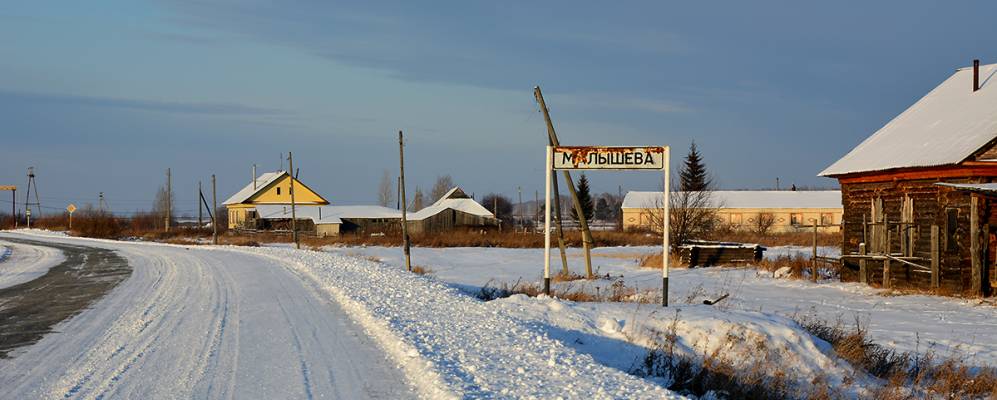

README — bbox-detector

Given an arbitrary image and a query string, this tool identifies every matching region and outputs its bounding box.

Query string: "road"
[0,232,414,399]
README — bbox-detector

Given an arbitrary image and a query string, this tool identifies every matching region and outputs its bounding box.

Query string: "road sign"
[0,186,15,191]
[552,146,666,170]
[543,145,672,306]
[67,204,77,214]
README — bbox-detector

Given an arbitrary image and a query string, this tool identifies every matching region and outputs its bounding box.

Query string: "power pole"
[288,153,299,249]
[165,168,171,233]
[399,131,412,272]
[24,167,41,224]
[518,186,523,232]
[212,174,218,245]
[535,86,595,278]
[534,190,539,233]
[98,192,107,212]
[253,164,257,190]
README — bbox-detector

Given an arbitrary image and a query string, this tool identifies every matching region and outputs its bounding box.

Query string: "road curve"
[0,232,414,399]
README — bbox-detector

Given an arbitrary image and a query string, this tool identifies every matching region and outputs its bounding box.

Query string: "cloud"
[0,89,289,117]
[555,92,694,115]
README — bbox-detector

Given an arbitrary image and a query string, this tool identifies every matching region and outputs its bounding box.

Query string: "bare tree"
[639,178,719,253]
[412,187,425,211]
[152,184,173,230]
[754,212,776,235]
[430,175,455,201]
[377,170,394,207]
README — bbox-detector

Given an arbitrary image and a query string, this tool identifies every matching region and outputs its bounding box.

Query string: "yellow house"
[222,171,329,230]
[622,190,843,233]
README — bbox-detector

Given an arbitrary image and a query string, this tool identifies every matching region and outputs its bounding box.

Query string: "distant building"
[407,187,499,234]
[821,60,997,295]
[222,171,329,230]
[621,190,842,233]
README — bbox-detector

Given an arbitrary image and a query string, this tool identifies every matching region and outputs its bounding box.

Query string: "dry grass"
[711,231,841,248]
[756,254,810,279]
[637,252,686,269]
[794,313,997,399]
[411,265,433,275]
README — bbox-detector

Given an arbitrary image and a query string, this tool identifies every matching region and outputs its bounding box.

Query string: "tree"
[680,141,711,192]
[570,173,594,223]
[430,175,455,201]
[377,170,394,207]
[594,196,611,221]
[152,184,173,230]
[754,212,776,235]
[412,187,425,211]
[482,193,513,221]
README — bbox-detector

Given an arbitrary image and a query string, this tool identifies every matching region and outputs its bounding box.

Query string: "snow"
[622,190,842,209]
[935,182,997,193]
[821,62,997,177]
[257,204,403,225]
[221,171,286,205]
[0,239,65,289]
[325,245,997,368]
[0,231,414,399]
[409,187,495,221]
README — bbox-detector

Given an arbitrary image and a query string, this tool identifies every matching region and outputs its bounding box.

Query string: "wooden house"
[820,60,997,296]
[222,171,329,230]
[407,187,499,234]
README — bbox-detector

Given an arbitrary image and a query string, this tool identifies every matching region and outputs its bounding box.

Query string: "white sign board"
[553,146,666,170]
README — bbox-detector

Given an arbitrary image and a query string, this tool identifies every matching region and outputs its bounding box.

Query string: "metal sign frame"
[544,145,672,306]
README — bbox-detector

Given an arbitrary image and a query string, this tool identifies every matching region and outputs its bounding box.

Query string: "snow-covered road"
[0,232,413,399]
[0,239,65,289]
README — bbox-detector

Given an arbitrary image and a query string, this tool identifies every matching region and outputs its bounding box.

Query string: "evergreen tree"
[680,141,711,191]
[571,173,594,222]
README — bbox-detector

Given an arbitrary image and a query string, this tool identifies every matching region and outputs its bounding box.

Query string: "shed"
[407,187,499,234]
[820,60,997,296]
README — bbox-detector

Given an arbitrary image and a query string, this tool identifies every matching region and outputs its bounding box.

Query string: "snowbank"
[0,239,66,289]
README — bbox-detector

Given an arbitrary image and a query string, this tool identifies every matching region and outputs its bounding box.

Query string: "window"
[791,213,803,226]
[276,187,281,195]
[731,213,743,225]
[821,213,834,226]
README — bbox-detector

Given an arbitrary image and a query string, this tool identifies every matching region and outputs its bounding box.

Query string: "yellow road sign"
[67,204,77,214]
[0,185,15,191]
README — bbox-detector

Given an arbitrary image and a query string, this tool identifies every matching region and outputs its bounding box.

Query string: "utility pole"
[535,86,595,278]
[253,164,257,190]
[288,152,299,249]
[534,190,539,233]
[165,168,171,233]
[98,192,107,212]
[399,131,412,272]
[518,186,523,232]
[212,174,218,245]
[24,167,41,222]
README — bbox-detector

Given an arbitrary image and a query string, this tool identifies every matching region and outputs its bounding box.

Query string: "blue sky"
[2,1,995,215]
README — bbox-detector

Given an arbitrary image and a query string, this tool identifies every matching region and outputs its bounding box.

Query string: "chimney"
[974,59,980,92]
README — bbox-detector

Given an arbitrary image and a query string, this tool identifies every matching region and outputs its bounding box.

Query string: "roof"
[934,182,997,194]
[223,172,286,205]
[820,62,997,177]
[255,204,402,225]
[622,190,842,209]
[409,187,495,221]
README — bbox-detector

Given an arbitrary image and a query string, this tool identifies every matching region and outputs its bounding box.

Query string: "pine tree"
[680,141,711,191]
[571,173,594,222]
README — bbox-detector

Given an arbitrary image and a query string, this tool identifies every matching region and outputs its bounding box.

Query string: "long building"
[622,190,842,233]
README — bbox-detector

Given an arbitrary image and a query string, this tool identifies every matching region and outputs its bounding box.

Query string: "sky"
[2,1,996,216]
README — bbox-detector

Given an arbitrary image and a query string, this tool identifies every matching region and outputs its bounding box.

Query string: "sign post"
[0,186,14,229]
[67,204,77,230]
[545,146,671,306]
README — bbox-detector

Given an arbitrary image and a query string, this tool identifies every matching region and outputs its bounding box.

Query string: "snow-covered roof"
[934,182,997,193]
[222,172,286,205]
[622,190,842,209]
[409,187,495,221]
[255,204,402,225]
[820,62,997,177]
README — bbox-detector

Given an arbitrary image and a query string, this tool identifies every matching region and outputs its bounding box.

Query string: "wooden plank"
[884,229,892,289]
[971,195,982,296]
[859,242,868,284]
[931,225,940,288]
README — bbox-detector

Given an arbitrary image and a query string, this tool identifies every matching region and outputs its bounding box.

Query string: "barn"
[407,187,499,234]
[255,204,401,237]
[820,60,997,296]
[222,171,329,230]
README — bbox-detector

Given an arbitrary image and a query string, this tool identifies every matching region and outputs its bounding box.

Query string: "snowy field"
[323,245,997,369]
[0,238,66,289]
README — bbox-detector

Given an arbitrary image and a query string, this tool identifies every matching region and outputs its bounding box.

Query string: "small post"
[212,174,218,245]
[288,153,299,249]
[930,225,940,289]
[884,228,892,289]
[544,146,553,296]
[26,208,30,229]
[165,168,171,233]
[399,131,412,272]
[662,146,670,307]
[198,181,203,228]
[859,242,867,284]
[812,220,819,282]
[971,195,982,296]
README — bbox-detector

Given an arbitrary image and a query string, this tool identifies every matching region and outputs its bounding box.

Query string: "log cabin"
[820,60,997,296]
